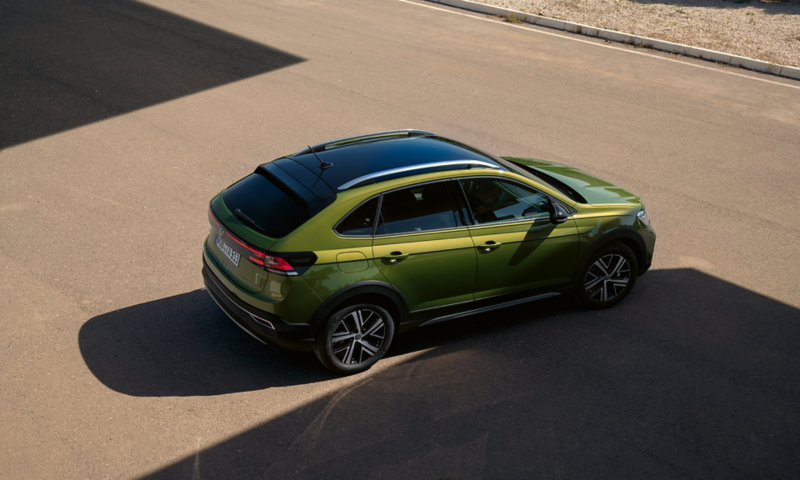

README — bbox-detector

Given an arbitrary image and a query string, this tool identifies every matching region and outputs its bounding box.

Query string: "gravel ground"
[475,0,800,67]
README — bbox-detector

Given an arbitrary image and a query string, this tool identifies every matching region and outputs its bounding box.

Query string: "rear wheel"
[578,243,638,308]
[313,304,395,375]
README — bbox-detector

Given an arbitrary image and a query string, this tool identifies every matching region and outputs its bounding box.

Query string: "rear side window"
[335,197,379,236]
[223,173,310,238]
[376,182,458,235]
[460,178,551,225]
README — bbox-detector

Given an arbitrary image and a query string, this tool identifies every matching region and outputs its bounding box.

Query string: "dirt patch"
[475,0,800,67]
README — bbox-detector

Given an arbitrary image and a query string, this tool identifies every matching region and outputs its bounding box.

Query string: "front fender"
[573,228,648,284]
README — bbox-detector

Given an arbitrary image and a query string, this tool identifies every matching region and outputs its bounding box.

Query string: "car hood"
[504,157,641,206]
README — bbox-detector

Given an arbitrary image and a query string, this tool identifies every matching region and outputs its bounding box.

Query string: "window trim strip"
[337,160,504,191]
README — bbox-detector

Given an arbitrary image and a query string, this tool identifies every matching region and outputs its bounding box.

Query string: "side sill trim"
[412,298,474,314]
[419,292,560,327]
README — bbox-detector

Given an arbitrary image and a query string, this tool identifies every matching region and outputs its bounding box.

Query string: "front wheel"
[313,304,395,375]
[578,243,639,308]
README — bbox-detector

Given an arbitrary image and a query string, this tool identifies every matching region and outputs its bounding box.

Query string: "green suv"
[202,130,656,374]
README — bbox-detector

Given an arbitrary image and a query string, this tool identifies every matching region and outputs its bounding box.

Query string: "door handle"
[382,252,409,264]
[477,241,502,252]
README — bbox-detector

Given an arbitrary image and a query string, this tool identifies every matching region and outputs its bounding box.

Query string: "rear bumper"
[202,257,315,352]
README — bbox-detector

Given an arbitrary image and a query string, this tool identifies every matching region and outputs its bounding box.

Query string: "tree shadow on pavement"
[0,0,304,150]
[79,290,334,396]
[135,268,800,479]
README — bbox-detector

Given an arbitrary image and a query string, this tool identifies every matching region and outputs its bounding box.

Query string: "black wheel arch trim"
[574,228,648,284]
[309,281,410,330]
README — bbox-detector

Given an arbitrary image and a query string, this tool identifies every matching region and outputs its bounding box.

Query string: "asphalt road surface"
[1,0,799,478]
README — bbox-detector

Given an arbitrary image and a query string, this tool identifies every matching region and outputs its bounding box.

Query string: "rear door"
[458,177,579,300]
[372,181,477,312]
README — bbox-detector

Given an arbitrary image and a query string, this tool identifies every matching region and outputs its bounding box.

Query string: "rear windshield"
[222,173,311,238]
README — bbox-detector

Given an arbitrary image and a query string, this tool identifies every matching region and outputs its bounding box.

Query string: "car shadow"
[0,0,304,150]
[78,290,334,397]
[134,268,800,479]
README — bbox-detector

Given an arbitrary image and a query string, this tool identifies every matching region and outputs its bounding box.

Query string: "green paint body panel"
[373,227,476,311]
[203,245,322,324]
[502,157,642,206]
[205,158,656,337]
[468,217,579,300]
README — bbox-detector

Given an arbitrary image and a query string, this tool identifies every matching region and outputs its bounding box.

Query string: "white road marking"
[398,0,800,91]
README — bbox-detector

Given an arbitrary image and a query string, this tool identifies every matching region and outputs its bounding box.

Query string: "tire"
[577,242,639,308]
[313,304,395,375]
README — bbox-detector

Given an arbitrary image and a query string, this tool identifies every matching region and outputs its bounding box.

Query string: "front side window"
[335,197,379,236]
[376,182,458,235]
[459,178,551,225]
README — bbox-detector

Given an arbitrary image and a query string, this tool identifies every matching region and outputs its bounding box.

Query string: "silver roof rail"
[298,129,434,154]
[338,160,504,191]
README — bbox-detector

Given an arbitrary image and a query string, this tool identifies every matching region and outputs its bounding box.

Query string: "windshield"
[494,158,586,203]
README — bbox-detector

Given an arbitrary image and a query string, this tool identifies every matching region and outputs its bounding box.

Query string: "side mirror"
[550,202,569,224]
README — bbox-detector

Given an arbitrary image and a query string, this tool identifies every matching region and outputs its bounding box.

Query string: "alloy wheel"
[584,254,631,303]
[329,308,386,366]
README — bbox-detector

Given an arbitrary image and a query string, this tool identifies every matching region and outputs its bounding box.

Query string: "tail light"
[208,205,221,227]
[219,228,297,274]
[264,255,294,272]
[209,205,316,276]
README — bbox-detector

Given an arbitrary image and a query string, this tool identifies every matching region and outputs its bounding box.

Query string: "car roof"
[266,131,507,198]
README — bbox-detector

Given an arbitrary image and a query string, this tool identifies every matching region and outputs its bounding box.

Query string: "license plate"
[215,235,240,267]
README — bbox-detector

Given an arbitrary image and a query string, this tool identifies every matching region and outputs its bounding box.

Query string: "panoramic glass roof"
[286,135,504,191]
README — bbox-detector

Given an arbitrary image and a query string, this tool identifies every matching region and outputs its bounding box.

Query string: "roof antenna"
[309,146,333,170]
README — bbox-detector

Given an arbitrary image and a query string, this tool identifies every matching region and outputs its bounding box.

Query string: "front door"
[458,177,579,300]
[372,181,477,312]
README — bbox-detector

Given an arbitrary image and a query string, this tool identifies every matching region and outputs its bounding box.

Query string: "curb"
[428,0,800,81]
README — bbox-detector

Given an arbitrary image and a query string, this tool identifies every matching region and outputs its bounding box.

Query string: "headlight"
[637,208,650,226]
